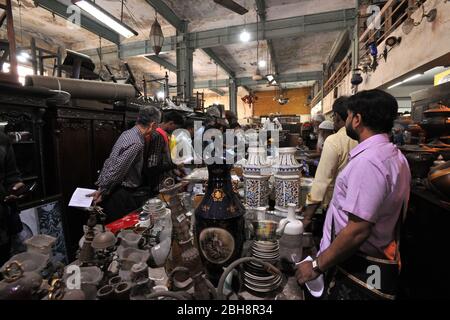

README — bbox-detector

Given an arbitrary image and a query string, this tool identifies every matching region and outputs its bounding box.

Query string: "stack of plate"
[243,241,282,293]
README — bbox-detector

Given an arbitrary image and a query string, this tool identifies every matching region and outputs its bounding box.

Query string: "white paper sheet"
[69,188,96,208]
[297,256,325,298]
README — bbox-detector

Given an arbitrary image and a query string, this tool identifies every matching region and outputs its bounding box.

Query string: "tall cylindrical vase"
[243,147,271,209]
[194,163,246,286]
[273,147,301,212]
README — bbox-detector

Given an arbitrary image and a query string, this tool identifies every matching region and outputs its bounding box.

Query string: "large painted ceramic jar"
[273,147,301,212]
[194,163,246,285]
[243,147,271,209]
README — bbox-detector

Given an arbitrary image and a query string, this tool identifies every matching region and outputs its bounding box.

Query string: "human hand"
[175,165,187,177]
[87,190,103,205]
[295,261,320,285]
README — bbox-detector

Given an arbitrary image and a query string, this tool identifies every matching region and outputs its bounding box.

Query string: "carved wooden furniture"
[0,85,51,207]
[43,106,124,259]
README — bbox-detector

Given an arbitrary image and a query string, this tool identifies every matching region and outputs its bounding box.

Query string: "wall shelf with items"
[0,84,52,210]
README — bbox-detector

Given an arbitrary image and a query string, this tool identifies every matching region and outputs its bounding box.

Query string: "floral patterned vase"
[243,147,271,209]
[273,147,301,212]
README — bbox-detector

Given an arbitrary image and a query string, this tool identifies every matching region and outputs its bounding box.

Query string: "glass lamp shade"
[149,18,164,55]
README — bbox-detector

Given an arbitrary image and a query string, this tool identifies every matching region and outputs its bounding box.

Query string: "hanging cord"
[98,36,103,72]
[256,8,259,67]
[215,63,219,102]
[121,0,124,22]
[122,1,147,35]
[17,0,24,46]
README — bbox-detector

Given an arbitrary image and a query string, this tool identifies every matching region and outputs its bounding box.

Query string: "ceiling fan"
[214,0,249,15]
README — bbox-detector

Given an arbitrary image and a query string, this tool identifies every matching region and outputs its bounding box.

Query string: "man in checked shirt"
[88,106,161,222]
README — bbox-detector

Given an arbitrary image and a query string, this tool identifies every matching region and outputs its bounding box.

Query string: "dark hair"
[162,111,184,126]
[136,106,161,126]
[225,110,237,122]
[346,89,398,134]
[229,121,241,129]
[183,118,195,129]
[332,96,350,121]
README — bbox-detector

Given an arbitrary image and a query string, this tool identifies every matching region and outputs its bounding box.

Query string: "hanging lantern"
[149,16,164,55]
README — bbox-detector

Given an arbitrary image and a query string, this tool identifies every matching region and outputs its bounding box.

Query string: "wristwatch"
[312,258,323,274]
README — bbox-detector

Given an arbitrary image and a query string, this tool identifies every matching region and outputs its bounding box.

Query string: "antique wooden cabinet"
[1,84,135,260]
[0,85,50,207]
[43,106,124,259]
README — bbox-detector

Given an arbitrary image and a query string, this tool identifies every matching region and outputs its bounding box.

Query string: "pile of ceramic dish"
[243,240,282,293]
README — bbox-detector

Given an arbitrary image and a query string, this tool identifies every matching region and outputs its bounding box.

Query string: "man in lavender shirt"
[296,89,411,300]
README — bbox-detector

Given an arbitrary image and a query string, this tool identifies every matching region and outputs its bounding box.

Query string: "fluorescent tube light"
[402,74,422,83]
[388,82,402,89]
[388,74,422,90]
[72,0,138,38]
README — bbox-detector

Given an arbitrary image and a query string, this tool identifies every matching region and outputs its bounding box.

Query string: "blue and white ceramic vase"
[243,147,271,209]
[273,147,301,212]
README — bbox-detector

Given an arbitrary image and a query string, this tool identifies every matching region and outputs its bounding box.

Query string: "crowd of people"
[0,88,412,300]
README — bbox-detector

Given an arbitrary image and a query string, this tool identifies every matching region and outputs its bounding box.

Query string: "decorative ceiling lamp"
[149,13,164,55]
[252,12,263,81]
[252,67,263,81]
[276,86,289,105]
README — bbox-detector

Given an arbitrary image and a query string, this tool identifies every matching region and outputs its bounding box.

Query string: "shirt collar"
[132,126,145,143]
[349,133,390,159]
[337,126,346,135]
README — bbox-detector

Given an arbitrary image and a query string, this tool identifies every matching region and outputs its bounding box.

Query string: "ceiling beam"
[242,85,253,93]
[255,0,279,75]
[255,0,266,20]
[266,39,279,75]
[325,29,350,69]
[34,0,120,44]
[0,11,6,28]
[145,55,177,73]
[144,0,186,32]
[193,71,322,89]
[209,88,226,96]
[202,48,235,78]
[80,9,355,58]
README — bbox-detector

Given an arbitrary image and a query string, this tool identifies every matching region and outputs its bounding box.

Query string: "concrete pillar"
[176,22,194,99]
[229,77,237,115]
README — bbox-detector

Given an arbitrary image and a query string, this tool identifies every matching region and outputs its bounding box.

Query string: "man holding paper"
[88,106,161,222]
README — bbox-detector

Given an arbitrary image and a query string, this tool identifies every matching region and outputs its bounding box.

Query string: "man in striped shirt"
[89,105,161,222]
